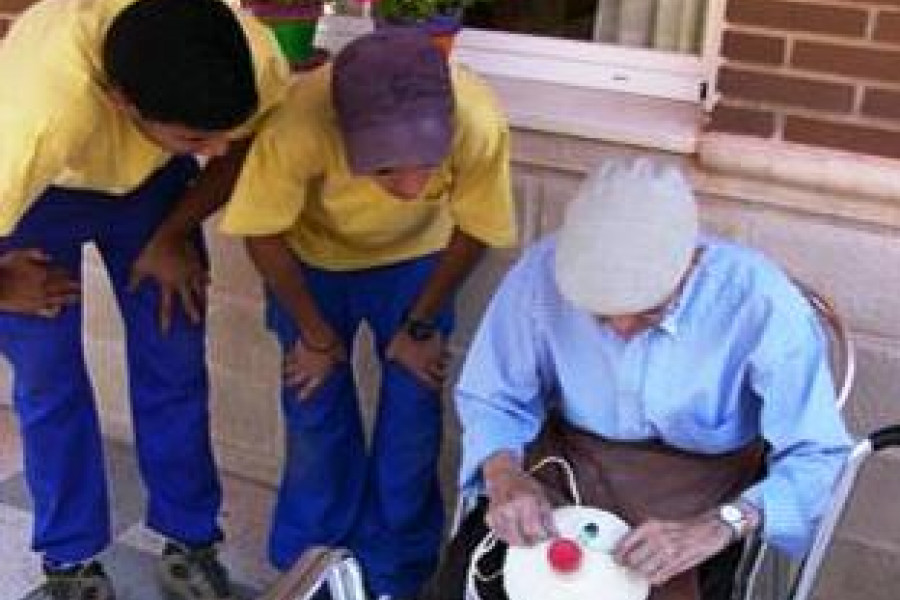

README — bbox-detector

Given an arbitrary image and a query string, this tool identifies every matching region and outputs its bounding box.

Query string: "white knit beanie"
[554,157,698,315]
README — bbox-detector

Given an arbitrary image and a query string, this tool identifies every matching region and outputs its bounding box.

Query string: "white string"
[465,456,581,600]
[528,456,581,506]
[465,530,497,598]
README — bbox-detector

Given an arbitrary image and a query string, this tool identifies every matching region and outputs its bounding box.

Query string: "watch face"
[720,505,743,523]
[719,504,746,535]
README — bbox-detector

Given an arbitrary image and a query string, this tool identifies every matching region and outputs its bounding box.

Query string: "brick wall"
[711,0,900,160]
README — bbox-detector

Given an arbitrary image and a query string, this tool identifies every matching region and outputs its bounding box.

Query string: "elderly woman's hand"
[613,512,736,586]
[482,451,558,546]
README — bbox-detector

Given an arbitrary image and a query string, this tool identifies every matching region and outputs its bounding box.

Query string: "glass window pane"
[463,0,708,54]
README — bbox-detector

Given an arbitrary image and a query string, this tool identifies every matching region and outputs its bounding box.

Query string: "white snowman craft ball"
[503,505,650,600]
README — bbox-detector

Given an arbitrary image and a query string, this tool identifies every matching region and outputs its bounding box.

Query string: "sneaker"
[24,561,115,600]
[156,541,233,600]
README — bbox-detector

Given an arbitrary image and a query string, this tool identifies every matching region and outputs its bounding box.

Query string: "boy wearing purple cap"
[220,29,516,599]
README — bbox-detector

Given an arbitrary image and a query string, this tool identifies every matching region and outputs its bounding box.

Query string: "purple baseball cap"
[332,29,454,175]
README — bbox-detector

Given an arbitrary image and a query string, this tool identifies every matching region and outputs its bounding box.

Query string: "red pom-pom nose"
[547,538,583,574]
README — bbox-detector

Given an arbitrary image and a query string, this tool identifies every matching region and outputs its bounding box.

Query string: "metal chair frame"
[257,547,368,600]
[736,280,856,600]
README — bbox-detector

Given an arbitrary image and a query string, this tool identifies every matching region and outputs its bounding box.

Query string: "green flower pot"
[266,17,318,62]
[245,2,323,64]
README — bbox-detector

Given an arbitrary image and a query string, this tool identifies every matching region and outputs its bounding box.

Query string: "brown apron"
[524,412,764,600]
[424,412,763,600]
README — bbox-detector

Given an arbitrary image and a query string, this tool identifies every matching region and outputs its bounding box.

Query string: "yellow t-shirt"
[0,0,290,236]
[220,64,517,271]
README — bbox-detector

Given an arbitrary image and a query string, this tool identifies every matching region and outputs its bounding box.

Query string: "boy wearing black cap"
[0,0,288,598]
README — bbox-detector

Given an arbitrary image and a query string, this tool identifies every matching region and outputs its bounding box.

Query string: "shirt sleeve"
[229,10,291,139]
[741,279,852,557]
[219,90,324,236]
[455,247,550,493]
[0,80,95,236]
[448,71,517,248]
[0,0,103,236]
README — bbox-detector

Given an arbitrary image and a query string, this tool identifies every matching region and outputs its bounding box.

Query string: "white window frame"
[318,0,725,109]
[316,1,725,153]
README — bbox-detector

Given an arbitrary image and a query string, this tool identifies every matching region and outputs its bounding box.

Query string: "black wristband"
[402,311,438,341]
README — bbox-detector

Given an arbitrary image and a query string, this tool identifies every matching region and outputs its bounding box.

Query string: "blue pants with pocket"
[266,255,453,597]
[0,157,222,564]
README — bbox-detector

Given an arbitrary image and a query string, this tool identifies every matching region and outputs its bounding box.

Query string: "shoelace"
[44,564,105,600]
[176,545,230,598]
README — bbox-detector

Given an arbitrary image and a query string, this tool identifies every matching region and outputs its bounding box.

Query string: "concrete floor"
[0,406,280,600]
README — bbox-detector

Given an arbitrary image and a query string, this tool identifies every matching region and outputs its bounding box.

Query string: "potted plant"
[244,0,325,67]
[367,0,487,57]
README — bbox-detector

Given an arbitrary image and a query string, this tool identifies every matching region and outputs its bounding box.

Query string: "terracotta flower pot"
[373,9,463,59]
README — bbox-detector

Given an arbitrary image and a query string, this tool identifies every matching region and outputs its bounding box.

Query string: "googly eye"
[578,522,608,551]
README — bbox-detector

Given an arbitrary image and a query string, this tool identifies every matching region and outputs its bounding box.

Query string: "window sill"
[482,74,704,155]
[695,133,900,228]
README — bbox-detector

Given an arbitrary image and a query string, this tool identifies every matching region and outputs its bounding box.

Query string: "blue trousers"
[0,157,222,564]
[266,255,453,597]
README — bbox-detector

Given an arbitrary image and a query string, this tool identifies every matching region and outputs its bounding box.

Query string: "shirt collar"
[655,243,708,337]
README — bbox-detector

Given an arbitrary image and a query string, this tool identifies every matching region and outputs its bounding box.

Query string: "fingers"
[32,265,80,317]
[158,287,174,333]
[407,351,447,389]
[426,356,448,381]
[617,537,662,582]
[487,496,555,547]
[654,552,690,587]
[22,248,51,263]
[540,505,560,539]
[486,506,528,546]
[35,306,61,318]
[614,522,688,586]
[485,509,520,545]
[614,528,647,563]
[389,336,448,390]
[416,364,444,390]
[127,269,145,294]
[284,357,320,393]
[519,501,556,545]
[43,269,81,305]
[177,285,202,325]
[127,236,209,330]
[285,371,323,400]
[157,276,209,333]
[192,272,210,309]
[283,344,342,401]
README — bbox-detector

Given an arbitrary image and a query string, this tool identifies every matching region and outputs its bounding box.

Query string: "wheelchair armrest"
[259,547,366,600]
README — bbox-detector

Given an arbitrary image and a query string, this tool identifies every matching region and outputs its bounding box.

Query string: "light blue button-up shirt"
[455,235,852,557]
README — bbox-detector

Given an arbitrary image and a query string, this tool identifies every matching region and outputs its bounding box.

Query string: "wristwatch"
[717,503,750,541]
[404,315,438,341]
